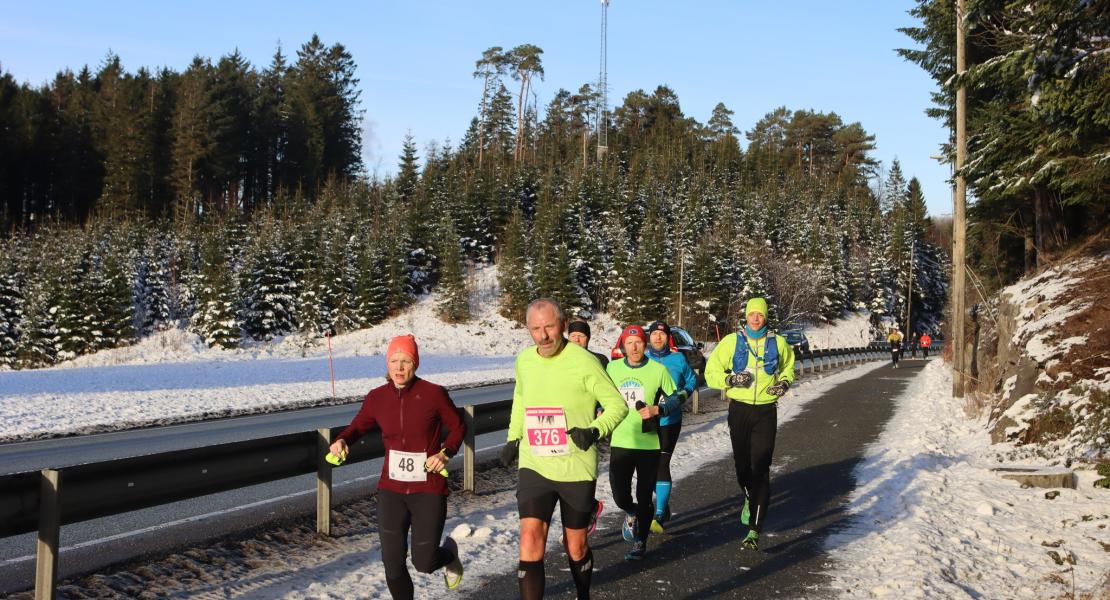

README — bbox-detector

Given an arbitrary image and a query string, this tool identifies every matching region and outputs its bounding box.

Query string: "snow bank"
[826,360,1109,599]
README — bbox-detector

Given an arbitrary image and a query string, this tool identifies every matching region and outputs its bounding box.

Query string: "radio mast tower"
[596,0,610,161]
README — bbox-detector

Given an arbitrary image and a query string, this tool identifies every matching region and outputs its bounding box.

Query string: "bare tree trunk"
[1033,185,1066,269]
[478,79,487,169]
[515,77,528,163]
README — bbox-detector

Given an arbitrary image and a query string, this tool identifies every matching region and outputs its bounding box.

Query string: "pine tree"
[436,216,470,323]
[92,237,137,351]
[352,239,390,326]
[0,248,24,368]
[241,222,298,340]
[498,206,532,323]
[134,231,174,335]
[191,230,241,348]
[54,246,95,362]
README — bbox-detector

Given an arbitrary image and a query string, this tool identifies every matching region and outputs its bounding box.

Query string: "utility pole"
[677,246,685,327]
[952,0,968,398]
[905,238,914,336]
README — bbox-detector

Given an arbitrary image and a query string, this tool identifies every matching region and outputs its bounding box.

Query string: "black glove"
[634,401,659,432]
[767,380,790,397]
[500,439,520,467]
[567,427,600,451]
[726,370,754,388]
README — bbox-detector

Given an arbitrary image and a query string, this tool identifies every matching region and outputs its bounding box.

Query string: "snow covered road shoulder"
[824,360,1109,599]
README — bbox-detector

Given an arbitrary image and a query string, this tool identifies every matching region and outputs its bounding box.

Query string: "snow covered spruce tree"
[497,205,532,323]
[191,228,241,348]
[436,215,471,323]
[0,242,24,368]
[86,230,136,352]
[351,237,391,327]
[133,230,175,336]
[241,219,297,341]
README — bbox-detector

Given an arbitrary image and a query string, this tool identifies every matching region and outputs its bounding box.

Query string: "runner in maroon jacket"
[330,334,466,598]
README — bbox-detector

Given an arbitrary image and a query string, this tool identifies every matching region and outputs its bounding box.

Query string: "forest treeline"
[900,0,1108,288]
[0,37,949,368]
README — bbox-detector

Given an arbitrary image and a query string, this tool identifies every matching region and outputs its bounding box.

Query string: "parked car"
[781,329,810,355]
[610,325,707,376]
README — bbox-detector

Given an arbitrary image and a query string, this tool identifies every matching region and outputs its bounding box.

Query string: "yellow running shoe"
[443,536,463,590]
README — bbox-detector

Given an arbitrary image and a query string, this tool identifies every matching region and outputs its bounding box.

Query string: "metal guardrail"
[2,345,888,599]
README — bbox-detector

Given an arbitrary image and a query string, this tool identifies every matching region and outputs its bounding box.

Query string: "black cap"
[646,321,670,336]
[567,320,591,338]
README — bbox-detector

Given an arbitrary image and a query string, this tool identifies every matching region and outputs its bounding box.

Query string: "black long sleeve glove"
[500,439,520,467]
[567,427,600,451]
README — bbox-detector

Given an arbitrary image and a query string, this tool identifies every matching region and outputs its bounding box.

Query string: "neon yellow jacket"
[705,332,795,405]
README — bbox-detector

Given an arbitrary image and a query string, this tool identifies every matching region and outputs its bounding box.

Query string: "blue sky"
[1,1,953,217]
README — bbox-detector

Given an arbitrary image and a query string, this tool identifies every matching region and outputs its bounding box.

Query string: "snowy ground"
[825,360,1110,599]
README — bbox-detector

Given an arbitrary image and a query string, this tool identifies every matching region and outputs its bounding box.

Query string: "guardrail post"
[463,406,476,493]
[316,428,332,536]
[692,370,701,414]
[796,353,805,377]
[35,468,61,600]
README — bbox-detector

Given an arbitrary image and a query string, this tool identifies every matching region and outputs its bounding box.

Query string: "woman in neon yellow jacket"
[704,297,795,550]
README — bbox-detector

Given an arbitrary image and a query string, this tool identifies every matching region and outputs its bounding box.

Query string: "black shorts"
[516,468,597,529]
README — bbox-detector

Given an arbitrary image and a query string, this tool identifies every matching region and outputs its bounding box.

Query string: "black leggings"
[891,347,901,365]
[609,447,659,541]
[656,422,682,483]
[727,401,777,533]
[377,489,452,600]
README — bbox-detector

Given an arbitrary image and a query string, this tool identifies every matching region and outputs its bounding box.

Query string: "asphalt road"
[464,361,924,599]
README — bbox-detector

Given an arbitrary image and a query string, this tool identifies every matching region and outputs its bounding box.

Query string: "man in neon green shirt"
[705,297,795,551]
[605,324,679,560]
[501,299,627,600]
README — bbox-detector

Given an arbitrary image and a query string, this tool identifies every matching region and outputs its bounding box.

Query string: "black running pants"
[609,447,659,542]
[727,401,777,533]
[377,489,451,600]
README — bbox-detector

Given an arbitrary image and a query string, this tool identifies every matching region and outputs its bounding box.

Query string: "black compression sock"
[518,559,545,600]
[568,548,593,599]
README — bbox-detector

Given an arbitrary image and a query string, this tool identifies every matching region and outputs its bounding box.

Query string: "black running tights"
[377,489,451,600]
[727,401,777,533]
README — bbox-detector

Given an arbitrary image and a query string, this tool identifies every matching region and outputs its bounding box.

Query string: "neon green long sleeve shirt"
[508,341,628,482]
[705,332,795,405]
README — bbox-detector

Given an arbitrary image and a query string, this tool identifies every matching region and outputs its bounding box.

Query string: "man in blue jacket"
[644,320,697,533]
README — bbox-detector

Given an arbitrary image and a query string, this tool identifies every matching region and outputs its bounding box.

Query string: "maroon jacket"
[336,377,466,496]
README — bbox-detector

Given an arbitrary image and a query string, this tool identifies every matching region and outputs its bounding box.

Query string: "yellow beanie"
[745,297,768,317]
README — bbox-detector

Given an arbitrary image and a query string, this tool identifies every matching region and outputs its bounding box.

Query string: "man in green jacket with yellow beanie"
[705,297,795,551]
